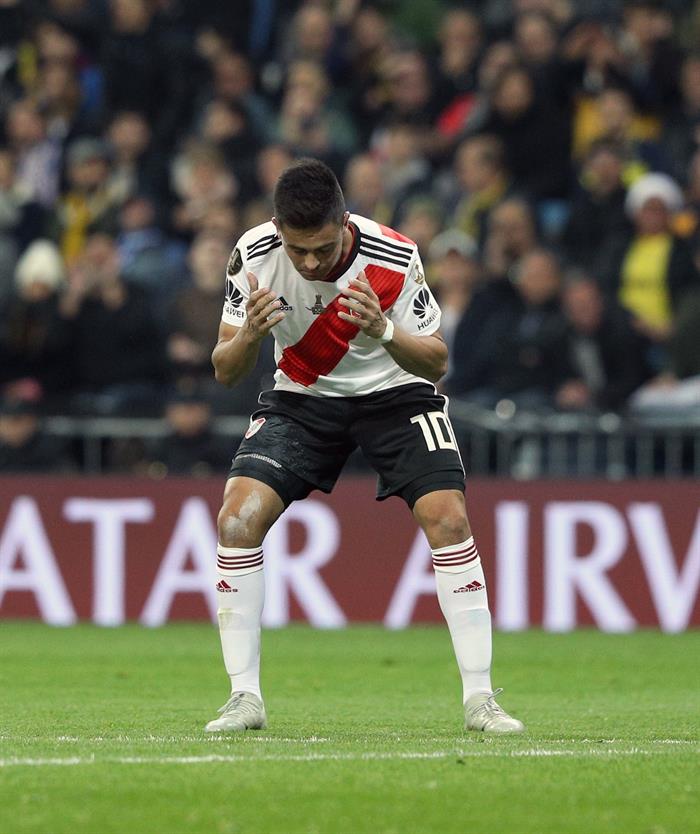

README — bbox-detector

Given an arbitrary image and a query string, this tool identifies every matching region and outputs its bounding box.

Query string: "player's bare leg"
[413,489,524,733]
[205,477,284,733]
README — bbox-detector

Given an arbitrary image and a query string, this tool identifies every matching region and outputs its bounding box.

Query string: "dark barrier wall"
[0,477,698,631]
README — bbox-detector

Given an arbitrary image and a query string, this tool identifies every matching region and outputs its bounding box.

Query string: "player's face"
[276,217,348,281]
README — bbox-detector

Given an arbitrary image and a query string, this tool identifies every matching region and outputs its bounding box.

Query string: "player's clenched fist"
[243,272,285,341]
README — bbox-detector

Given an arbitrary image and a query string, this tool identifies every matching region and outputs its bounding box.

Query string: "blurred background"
[1,0,699,479]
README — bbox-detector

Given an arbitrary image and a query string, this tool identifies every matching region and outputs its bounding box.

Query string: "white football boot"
[464,688,525,733]
[205,691,267,733]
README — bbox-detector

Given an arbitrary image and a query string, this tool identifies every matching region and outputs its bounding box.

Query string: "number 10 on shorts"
[410,411,458,451]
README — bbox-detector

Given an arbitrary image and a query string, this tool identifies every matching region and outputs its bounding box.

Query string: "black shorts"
[228,383,465,508]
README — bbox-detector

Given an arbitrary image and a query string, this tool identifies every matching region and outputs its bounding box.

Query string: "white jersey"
[221,214,442,397]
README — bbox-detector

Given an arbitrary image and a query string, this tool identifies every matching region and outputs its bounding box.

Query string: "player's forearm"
[212,330,263,387]
[382,328,448,383]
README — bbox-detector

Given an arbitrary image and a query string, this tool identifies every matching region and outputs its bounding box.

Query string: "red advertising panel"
[0,476,698,631]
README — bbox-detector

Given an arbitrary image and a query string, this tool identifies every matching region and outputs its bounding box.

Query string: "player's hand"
[337,271,387,339]
[242,272,285,341]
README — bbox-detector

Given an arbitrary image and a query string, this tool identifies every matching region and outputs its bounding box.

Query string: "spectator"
[628,288,700,421]
[195,50,274,144]
[105,110,168,208]
[116,194,187,306]
[343,153,391,225]
[342,3,395,145]
[0,240,72,405]
[34,59,95,143]
[144,388,230,477]
[101,0,189,148]
[448,134,511,247]
[574,85,664,174]
[663,53,700,184]
[170,142,237,240]
[426,229,481,362]
[5,99,62,210]
[374,122,431,227]
[475,64,571,199]
[435,8,483,101]
[513,10,570,106]
[447,198,540,394]
[561,140,631,269]
[197,202,241,249]
[449,248,568,408]
[275,60,358,167]
[0,147,46,299]
[557,269,650,412]
[372,49,445,155]
[0,399,74,473]
[397,198,443,257]
[48,136,121,262]
[481,196,539,279]
[596,172,700,354]
[433,8,483,141]
[60,232,166,415]
[616,0,682,112]
[199,98,259,197]
[166,233,230,383]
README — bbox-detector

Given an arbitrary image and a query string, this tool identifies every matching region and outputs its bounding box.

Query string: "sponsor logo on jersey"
[413,288,438,330]
[245,416,266,438]
[227,247,243,276]
[225,278,244,308]
[305,294,327,315]
[277,295,293,311]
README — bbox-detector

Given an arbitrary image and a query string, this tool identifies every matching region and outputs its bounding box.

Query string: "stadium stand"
[0,0,698,476]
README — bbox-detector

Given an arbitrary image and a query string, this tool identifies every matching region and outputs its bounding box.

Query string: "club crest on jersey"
[245,416,266,438]
[413,288,438,330]
[227,247,243,276]
[305,294,327,315]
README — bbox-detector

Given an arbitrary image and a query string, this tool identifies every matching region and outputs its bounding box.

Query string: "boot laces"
[218,692,260,717]
[469,687,507,720]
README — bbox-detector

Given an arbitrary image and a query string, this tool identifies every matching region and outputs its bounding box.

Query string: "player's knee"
[217,493,268,548]
[423,512,470,547]
[414,501,470,547]
[413,492,470,547]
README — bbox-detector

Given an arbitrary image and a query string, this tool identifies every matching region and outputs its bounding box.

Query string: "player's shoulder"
[231,221,281,271]
[351,214,418,271]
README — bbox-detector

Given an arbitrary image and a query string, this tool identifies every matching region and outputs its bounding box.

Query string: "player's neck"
[340,224,355,261]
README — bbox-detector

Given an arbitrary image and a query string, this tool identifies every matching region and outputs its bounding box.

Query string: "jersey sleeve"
[221,244,250,326]
[387,252,441,336]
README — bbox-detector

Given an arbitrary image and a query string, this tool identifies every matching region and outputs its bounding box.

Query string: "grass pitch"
[0,624,697,834]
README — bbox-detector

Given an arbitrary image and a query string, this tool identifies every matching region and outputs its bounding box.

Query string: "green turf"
[0,624,697,834]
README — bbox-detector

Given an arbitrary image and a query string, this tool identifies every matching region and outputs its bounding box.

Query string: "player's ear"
[342,211,350,228]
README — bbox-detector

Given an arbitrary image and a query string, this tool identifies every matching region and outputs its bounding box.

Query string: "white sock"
[216,544,265,700]
[432,537,493,703]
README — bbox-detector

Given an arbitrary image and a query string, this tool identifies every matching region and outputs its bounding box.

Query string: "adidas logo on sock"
[216,580,238,593]
[453,580,484,593]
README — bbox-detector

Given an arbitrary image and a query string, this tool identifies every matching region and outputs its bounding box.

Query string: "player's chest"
[265,267,354,335]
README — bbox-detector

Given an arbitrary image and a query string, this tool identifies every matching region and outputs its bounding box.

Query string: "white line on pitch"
[0,747,696,767]
[2,735,695,745]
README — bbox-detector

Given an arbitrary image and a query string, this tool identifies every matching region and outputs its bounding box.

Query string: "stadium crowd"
[1,0,700,474]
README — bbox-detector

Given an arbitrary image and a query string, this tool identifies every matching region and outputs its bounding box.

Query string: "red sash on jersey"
[278,265,404,387]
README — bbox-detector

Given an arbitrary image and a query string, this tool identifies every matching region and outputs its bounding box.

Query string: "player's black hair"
[273,158,346,230]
